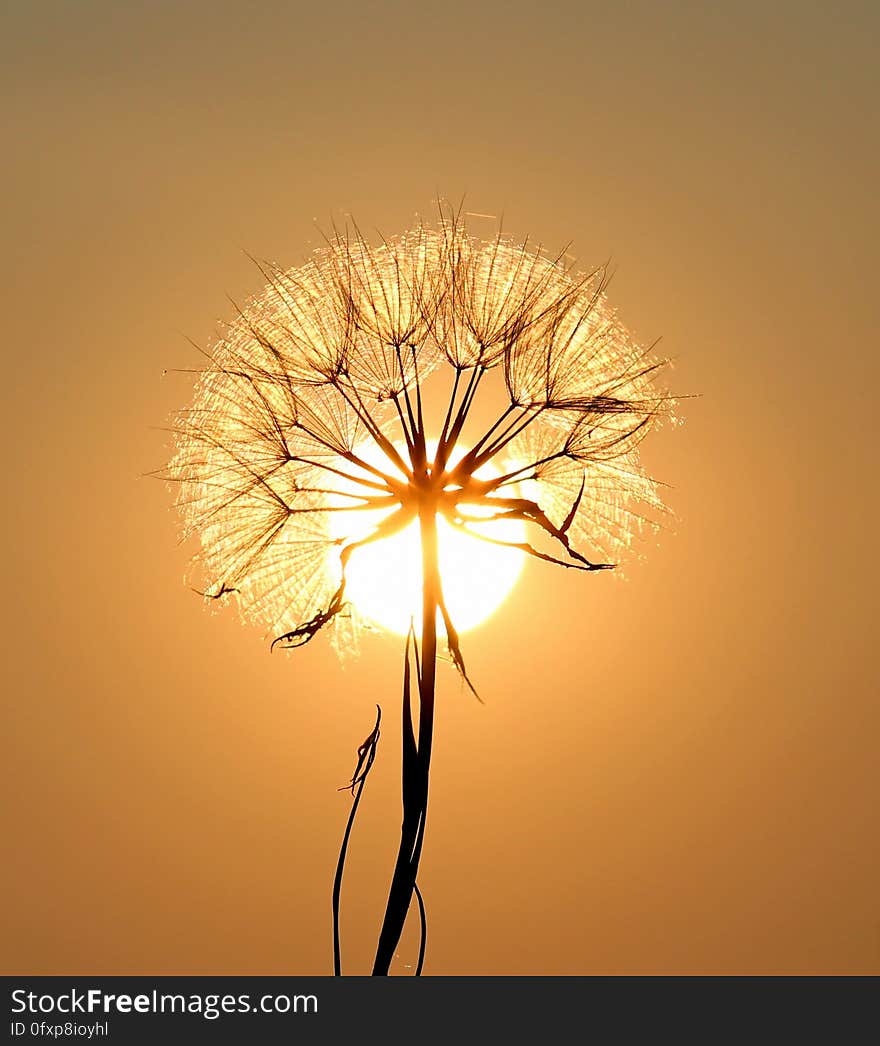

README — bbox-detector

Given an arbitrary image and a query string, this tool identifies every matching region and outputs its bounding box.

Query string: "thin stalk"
[461,403,518,462]
[462,403,546,475]
[435,364,483,473]
[437,366,463,452]
[395,347,420,453]
[478,450,568,491]
[413,348,429,474]
[372,506,439,975]
[411,345,425,442]
[332,706,381,976]
[390,392,415,455]
[413,882,427,976]
[334,380,413,479]
[289,456,392,494]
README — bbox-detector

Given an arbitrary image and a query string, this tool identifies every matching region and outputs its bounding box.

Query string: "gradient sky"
[2,1,878,974]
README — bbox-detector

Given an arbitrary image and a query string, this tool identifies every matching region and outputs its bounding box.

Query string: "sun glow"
[327,447,526,635]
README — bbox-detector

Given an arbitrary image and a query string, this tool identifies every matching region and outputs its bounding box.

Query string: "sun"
[326,446,527,635]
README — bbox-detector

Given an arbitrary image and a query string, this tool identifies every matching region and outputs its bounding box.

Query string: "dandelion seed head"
[164,212,672,646]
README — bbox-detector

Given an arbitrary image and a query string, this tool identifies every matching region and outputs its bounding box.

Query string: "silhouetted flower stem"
[332,705,381,976]
[372,506,439,975]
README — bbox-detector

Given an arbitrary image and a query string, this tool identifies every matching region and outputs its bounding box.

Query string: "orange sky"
[2,1,878,974]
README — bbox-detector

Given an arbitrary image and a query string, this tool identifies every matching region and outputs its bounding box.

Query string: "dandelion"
[163,207,672,975]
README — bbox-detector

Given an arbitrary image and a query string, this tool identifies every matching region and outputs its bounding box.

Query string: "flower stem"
[372,505,439,975]
[332,706,381,976]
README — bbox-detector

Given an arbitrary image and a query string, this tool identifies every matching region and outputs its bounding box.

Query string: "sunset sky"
[2,1,878,974]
